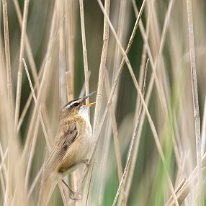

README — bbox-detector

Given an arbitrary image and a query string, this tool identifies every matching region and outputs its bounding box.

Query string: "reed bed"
[0,0,206,205]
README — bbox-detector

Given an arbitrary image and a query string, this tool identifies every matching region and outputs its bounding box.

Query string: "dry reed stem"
[22,2,57,160]
[0,10,29,202]
[13,0,51,143]
[116,0,145,75]
[94,6,146,198]
[22,59,49,189]
[186,0,201,204]
[66,0,76,96]
[84,0,146,191]
[58,22,75,206]
[1,6,17,202]
[79,0,90,100]
[136,0,179,162]
[28,166,43,197]
[27,4,72,202]
[166,153,206,205]
[66,71,74,102]
[89,2,147,175]
[0,147,8,195]
[105,71,123,179]
[124,58,149,202]
[112,0,127,77]
[92,0,110,133]
[0,149,7,204]
[133,0,173,119]
[12,0,39,86]
[17,67,48,133]
[2,0,13,111]
[201,98,206,156]
[23,20,59,203]
[108,2,129,204]
[96,0,180,204]
[58,0,67,106]
[96,1,129,197]
[17,65,49,134]
[84,0,110,203]
[96,69,123,205]
[66,1,78,205]
[14,0,30,130]
[124,1,147,199]
[110,3,129,198]
[109,11,130,203]
[134,1,180,205]
[97,120,113,205]
[146,0,170,115]
[88,0,145,165]
[116,58,148,205]
[14,6,56,144]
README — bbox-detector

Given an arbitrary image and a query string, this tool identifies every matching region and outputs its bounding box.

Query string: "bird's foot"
[69,190,82,200]
[82,159,90,167]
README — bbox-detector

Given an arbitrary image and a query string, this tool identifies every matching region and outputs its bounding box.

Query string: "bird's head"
[62,91,96,117]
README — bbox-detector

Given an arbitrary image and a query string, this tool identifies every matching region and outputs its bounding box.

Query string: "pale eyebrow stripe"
[63,100,80,110]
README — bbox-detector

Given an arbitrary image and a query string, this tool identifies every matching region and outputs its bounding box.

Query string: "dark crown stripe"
[63,99,80,110]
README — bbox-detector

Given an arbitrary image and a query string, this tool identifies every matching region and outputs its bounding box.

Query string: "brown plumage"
[38,92,95,205]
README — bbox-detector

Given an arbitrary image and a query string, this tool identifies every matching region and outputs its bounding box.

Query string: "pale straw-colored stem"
[187,0,202,203]
[79,0,90,100]
[22,59,48,189]
[2,0,13,112]
[13,0,38,86]
[14,0,30,131]
[96,0,178,205]
[97,69,123,205]
[186,0,201,204]
[85,0,110,203]
[166,153,206,205]
[22,2,57,161]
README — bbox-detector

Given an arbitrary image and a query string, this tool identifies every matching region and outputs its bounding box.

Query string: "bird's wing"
[43,121,78,178]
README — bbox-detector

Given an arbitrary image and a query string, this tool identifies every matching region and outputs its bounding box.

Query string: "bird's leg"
[79,159,95,187]
[61,160,93,200]
[61,179,81,200]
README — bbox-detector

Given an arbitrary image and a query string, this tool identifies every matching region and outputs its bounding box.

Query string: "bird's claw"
[69,191,82,200]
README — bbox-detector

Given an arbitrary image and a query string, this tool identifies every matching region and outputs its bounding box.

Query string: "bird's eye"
[73,102,79,107]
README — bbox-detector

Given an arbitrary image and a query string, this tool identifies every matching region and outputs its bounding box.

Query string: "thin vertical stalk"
[96,1,178,204]
[13,0,38,87]
[97,70,123,205]
[22,2,57,160]
[186,0,201,204]
[86,0,110,203]
[2,0,13,111]
[14,0,30,131]
[105,71,123,178]
[88,0,145,169]
[66,0,76,98]
[79,0,89,100]
[92,0,110,132]
[58,0,67,105]
[65,0,78,205]
[22,59,48,190]
[201,98,206,156]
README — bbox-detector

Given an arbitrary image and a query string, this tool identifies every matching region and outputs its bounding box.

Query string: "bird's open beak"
[81,91,96,107]
[82,91,96,100]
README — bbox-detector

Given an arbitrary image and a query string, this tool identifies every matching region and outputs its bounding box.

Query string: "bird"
[38,92,96,205]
